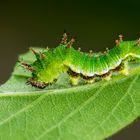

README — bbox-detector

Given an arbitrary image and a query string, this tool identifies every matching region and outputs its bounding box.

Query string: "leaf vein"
[35,83,107,140]
[84,75,139,139]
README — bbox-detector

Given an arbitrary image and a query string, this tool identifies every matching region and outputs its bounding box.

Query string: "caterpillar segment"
[20,33,140,88]
[67,69,80,85]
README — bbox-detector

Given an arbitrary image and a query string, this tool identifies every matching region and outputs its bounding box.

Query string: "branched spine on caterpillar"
[20,33,140,88]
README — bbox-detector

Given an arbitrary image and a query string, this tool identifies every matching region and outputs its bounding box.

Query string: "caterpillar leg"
[70,76,79,85]
[67,69,80,85]
[113,61,129,76]
[27,78,57,89]
[81,75,95,84]
[27,78,48,89]
[119,62,129,75]
[101,72,112,81]
[85,79,95,84]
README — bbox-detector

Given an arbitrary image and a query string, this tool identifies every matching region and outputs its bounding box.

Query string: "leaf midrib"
[0,74,128,96]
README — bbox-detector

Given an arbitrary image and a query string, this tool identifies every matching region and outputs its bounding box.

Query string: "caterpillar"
[20,33,140,89]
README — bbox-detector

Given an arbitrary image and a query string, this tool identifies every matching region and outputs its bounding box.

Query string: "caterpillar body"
[21,33,140,88]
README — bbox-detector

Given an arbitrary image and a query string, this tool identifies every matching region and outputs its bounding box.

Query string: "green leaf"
[0,48,140,140]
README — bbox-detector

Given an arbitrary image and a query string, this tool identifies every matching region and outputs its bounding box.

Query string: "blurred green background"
[0,1,140,139]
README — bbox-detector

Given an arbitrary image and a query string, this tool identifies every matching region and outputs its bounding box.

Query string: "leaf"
[0,48,140,140]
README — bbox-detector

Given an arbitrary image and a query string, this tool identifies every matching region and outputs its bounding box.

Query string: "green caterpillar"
[21,33,140,88]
